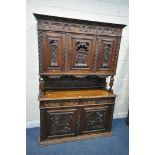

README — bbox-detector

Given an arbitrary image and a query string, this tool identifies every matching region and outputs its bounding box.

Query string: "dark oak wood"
[34,13,125,145]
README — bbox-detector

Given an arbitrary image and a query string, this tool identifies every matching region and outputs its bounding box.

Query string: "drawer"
[40,100,79,108]
[40,98,115,109]
[81,98,115,105]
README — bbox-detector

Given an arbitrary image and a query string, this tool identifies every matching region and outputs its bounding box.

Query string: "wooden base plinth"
[38,131,112,145]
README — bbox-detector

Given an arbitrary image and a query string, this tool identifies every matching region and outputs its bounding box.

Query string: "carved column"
[109,75,114,93]
[39,75,45,96]
[64,34,70,70]
[93,36,100,71]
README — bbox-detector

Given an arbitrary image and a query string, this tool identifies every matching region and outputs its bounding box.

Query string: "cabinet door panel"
[97,36,117,71]
[69,34,96,70]
[40,108,78,140]
[42,32,65,71]
[81,105,111,134]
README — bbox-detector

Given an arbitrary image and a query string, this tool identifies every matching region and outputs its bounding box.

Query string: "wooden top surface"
[39,71,114,76]
[39,89,116,101]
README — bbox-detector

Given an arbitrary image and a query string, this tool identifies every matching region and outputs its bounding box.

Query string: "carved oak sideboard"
[34,13,126,145]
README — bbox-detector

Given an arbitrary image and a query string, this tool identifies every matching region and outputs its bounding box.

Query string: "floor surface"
[26,118,129,155]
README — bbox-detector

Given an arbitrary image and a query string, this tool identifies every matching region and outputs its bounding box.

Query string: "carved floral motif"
[48,39,59,66]
[49,113,73,135]
[85,110,105,130]
[75,41,89,66]
[102,43,112,68]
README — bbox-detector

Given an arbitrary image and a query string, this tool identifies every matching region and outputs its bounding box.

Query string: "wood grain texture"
[34,13,126,144]
[39,89,117,101]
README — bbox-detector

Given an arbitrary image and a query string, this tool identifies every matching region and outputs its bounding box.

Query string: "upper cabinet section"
[34,14,126,76]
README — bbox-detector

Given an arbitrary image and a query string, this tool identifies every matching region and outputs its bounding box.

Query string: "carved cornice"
[37,19,122,36]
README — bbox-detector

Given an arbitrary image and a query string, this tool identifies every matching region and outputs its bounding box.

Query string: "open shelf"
[39,89,116,101]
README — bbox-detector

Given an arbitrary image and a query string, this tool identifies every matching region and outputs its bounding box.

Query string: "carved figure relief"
[49,113,73,135]
[75,41,89,66]
[102,43,112,68]
[85,110,105,130]
[48,39,59,66]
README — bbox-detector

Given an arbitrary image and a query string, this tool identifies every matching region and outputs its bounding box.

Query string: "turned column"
[39,75,45,96]
[109,75,114,93]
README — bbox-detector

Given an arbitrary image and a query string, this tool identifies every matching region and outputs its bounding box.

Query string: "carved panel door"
[96,36,117,72]
[42,32,65,71]
[40,108,78,140]
[81,105,110,134]
[69,34,96,71]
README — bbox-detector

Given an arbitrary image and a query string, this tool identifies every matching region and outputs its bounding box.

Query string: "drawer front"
[40,107,79,140]
[81,98,115,105]
[81,104,113,134]
[40,100,79,108]
[40,98,115,108]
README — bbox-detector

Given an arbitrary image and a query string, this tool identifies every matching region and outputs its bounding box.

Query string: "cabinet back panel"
[44,75,106,90]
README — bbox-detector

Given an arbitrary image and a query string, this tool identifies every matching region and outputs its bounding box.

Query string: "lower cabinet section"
[40,108,79,141]
[40,99,115,144]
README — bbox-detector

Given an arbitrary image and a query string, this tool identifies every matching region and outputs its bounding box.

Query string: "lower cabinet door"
[81,105,112,134]
[40,108,78,140]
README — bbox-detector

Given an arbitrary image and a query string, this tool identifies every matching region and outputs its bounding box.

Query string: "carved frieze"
[37,19,122,36]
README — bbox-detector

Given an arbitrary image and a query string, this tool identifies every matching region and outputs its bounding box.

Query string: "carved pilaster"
[38,30,44,72]
[109,75,114,93]
[113,37,121,73]
[93,36,100,71]
[65,34,70,70]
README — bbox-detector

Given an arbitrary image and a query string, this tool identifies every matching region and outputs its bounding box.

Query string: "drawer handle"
[59,102,64,106]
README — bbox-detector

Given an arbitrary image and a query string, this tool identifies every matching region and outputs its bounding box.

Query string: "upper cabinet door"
[42,32,65,72]
[69,34,96,71]
[96,36,117,72]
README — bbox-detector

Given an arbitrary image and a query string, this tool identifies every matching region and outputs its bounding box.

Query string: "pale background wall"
[26,0,129,126]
